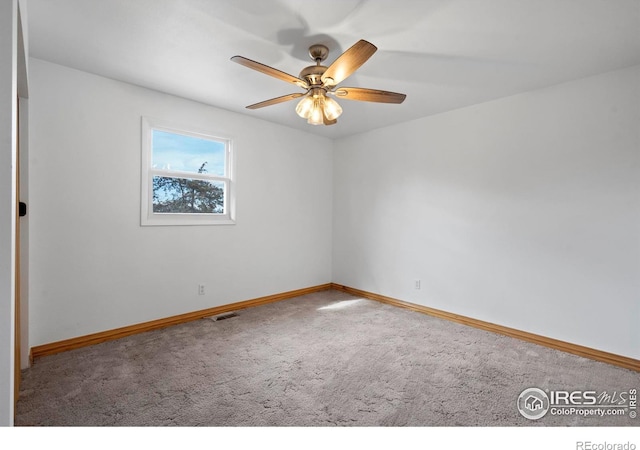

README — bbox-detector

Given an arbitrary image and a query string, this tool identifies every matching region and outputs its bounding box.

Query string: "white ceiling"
[25,0,640,139]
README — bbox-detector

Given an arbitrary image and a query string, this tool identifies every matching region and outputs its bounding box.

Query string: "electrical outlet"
[414,279,421,290]
[198,284,205,295]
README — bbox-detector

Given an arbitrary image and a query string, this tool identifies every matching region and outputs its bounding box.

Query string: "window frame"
[140,117,235,226]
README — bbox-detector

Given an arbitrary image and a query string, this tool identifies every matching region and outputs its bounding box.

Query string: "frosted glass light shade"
[323,96,342,121]
[307,99,324,125]
[295,95,315,119]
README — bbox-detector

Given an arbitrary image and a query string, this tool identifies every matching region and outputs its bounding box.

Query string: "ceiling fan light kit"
[295,87,343,125]
[231,40,406,126]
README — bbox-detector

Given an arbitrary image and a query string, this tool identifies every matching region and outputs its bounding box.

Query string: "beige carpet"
[15,289,639,426]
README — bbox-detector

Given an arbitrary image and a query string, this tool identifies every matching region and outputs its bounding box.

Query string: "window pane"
[152,130,226,176]
[152,176,225,214]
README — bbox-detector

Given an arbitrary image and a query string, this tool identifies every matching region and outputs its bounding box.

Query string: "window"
[141,117,235,226]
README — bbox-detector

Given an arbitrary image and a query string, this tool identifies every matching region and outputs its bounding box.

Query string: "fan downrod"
[300,44,330,86]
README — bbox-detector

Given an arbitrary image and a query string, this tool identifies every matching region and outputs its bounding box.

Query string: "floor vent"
[208,312,238,322]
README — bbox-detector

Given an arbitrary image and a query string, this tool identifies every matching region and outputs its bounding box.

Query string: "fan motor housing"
[299,65,327,86]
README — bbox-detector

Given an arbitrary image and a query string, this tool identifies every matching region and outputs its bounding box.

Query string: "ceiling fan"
[231,40,406,126]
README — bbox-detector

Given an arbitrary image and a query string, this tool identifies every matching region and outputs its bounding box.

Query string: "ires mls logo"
[517,387,638,420]
[517,388,550,420]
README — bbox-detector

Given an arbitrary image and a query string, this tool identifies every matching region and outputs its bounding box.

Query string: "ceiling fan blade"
[246,93,305,110]
[321,40,377,87]
[333,87,406,104]
[231,56,309,89]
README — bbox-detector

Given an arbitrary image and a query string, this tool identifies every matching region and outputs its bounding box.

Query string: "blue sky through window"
[152,130,226,176]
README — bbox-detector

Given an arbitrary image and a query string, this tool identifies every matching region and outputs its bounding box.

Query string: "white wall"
[28,59,333,346]
[333,65,640,359]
